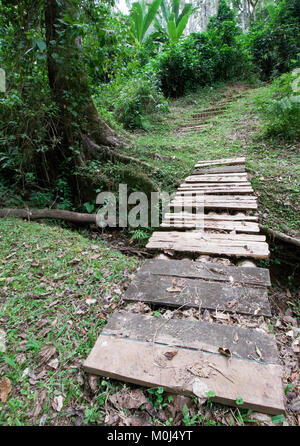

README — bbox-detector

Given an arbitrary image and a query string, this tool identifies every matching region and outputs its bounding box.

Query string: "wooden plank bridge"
[84,157,285,416]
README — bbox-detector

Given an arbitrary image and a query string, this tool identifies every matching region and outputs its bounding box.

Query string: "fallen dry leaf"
[0,377,11,402]
[187,361,213,378]
[38,343,56,365]
[218,347,232,357]
[48,358,59,370]
[33,389,46,420]
[52,395,64,412]
[164,351,178,360]
[89,375,98,393]
[109,389,147,410]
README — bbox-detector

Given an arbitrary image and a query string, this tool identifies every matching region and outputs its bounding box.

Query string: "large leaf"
[176,13,189,39]
[141,0,163,42]
[131,2,144,42]
[171,0,180,21]
[160,0,170,23]
[176,3,193,26]
[167,13,177,42]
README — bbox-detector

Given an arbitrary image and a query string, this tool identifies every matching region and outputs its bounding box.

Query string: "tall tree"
[45,0,124,164]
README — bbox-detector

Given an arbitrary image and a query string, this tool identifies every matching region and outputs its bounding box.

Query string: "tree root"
[81,135,159,174]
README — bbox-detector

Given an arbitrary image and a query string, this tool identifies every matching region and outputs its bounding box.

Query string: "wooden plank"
[170,202,257,211]
[84,313,284,415]
[138,259,271,287]
[193,106,227,114]
[193,165,246,175]
[179,182,252,190]
[164,213,259,222]
[195,157,246,168]
[161,219,260,233]
[192,110,224,118]
[185,173,249,183]
[147,232,270,258]
[124,261,271,316]
[149,232,266,242]
[175,194,256,201]
[147,241,269,258]
[178,187,254,194]
[176,190,253,197]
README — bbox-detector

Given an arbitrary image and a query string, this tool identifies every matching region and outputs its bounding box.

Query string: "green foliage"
[256,71,300,140]
[246,0,300,80]
[94,72,169,129]
[153,2,252,97]
[155,0,194,43]
[130,0,163,44]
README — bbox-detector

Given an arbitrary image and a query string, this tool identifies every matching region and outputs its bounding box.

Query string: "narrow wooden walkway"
[84,157,285,416]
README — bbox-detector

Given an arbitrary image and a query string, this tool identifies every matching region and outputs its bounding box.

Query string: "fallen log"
[260,226,300,248]
[0,208,96,224]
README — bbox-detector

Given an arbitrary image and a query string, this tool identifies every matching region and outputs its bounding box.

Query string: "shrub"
[256,71,300,140]
[246,0,300,80]
[153,1,253,98]
[94,72,169,130]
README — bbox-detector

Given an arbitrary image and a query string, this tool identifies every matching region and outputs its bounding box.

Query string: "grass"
[0,218,140,425]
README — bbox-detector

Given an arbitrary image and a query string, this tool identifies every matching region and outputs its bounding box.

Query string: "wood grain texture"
[193,165,246,175]
[83,312,284,415]
[123,260,271,316]
[147,232,269,258]
[195,157,246,168]
[185,173,249,183]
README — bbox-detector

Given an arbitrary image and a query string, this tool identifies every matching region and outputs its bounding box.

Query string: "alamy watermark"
[291,68,300,103]
[95,184,204,230]
[0,68,5,93]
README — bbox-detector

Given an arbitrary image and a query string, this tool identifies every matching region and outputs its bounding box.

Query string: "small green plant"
[235,397,244,405]
[271,414,285,424]
[182,404,201,426]
[147,386,165,408]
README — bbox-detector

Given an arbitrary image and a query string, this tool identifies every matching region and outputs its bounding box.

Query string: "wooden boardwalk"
[84,157,285,416]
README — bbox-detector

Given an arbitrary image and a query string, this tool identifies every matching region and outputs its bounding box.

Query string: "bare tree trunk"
[44,0,125,168]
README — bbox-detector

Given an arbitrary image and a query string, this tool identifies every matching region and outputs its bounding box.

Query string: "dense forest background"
[0,0,299,211]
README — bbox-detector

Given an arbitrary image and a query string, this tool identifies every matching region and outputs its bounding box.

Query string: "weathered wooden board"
[163,212,259,222]
[149,232,266,242]
[146,232,270,258]
[176,126,208,133]
[185,173,249,183]
[137,259,271,287]
[170,195,257,211]
[193,106,227,114]
[192,110,225,118]
[178,182,252,192]
[178,187,254,194]
[174,189,252,197]
[195,157,246,168]
[84,312,284,415]
[161,218,260,233]
[124,260,271,316]
[175,194,256,201]
[170,202,257,211]
[193,165,246,175]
